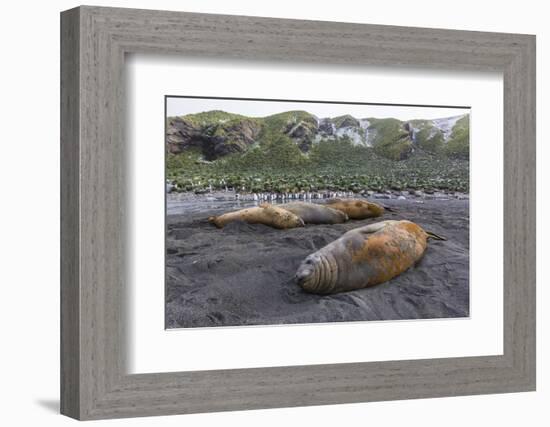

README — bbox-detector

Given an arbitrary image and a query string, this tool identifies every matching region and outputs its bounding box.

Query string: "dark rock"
[283,120,317,152]
[167,116,262,160]
[318,118,334,135]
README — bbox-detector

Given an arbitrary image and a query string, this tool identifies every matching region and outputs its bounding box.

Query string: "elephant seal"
[209,203,305,229]
[279,202,349,224]
[322,198,387,219]
[295,220,445,294]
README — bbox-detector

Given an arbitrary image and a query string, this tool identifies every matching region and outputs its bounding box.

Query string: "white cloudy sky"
[166,97,469,121]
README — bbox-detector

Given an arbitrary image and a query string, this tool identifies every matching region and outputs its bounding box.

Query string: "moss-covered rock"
[408,119,445,154]
[262,110,318,151]
[368,118,413,160]
[262,110,317,132]
[180,110,247,127]
[332,114,360,129]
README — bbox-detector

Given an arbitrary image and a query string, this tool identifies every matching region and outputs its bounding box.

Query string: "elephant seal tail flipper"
[208,216,222,228]
[426,230,446,241]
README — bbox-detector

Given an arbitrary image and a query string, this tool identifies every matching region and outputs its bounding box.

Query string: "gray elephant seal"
[295,220,445,294]
[209,204,305,229]
[279,202,348,224]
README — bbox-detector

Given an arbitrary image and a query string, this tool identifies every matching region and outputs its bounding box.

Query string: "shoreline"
[166,197,470,328]
[167,189,469,216]
[167,188,469,204]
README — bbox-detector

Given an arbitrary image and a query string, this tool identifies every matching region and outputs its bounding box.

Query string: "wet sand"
[166,197,469,328]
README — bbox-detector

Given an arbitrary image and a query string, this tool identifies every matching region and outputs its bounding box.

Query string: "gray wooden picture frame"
[60,5,536,420]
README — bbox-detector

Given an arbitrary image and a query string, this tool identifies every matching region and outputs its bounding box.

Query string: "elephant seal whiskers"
[323,198,386,219]
[209,203,305,229]
[279,202,349,224]
[296,220,443,294]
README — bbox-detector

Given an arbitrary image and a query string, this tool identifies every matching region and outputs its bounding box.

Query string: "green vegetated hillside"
[367,118,412,160]
[166,110,470,193]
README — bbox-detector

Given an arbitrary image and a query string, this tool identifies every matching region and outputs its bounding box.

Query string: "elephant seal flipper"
[425,230,446,240]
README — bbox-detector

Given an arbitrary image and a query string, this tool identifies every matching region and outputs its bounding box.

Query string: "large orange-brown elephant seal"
[280,202,349,224]
[322,198,387,220]
[295,220,445,294]
[209,203,305,229]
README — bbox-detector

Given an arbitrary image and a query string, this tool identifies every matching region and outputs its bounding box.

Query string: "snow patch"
[431,114,465,141]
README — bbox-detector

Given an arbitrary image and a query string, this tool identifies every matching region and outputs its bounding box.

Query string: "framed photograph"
[61,6,536,420]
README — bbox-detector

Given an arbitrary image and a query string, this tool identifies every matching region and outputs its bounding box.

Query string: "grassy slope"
[444,115,470,159]
[172,110,246,127]
[409,119,445,154]
[367,118,413,160]
[167,142,469,194]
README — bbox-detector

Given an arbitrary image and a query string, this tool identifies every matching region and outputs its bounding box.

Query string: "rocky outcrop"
[315,116,370,147]
[167,116,262,160]
[166,117,202,153]
[283,119,318,151]
[318,118,335,135]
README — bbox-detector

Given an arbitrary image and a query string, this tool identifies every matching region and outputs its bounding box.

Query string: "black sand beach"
[166,196,469,329]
